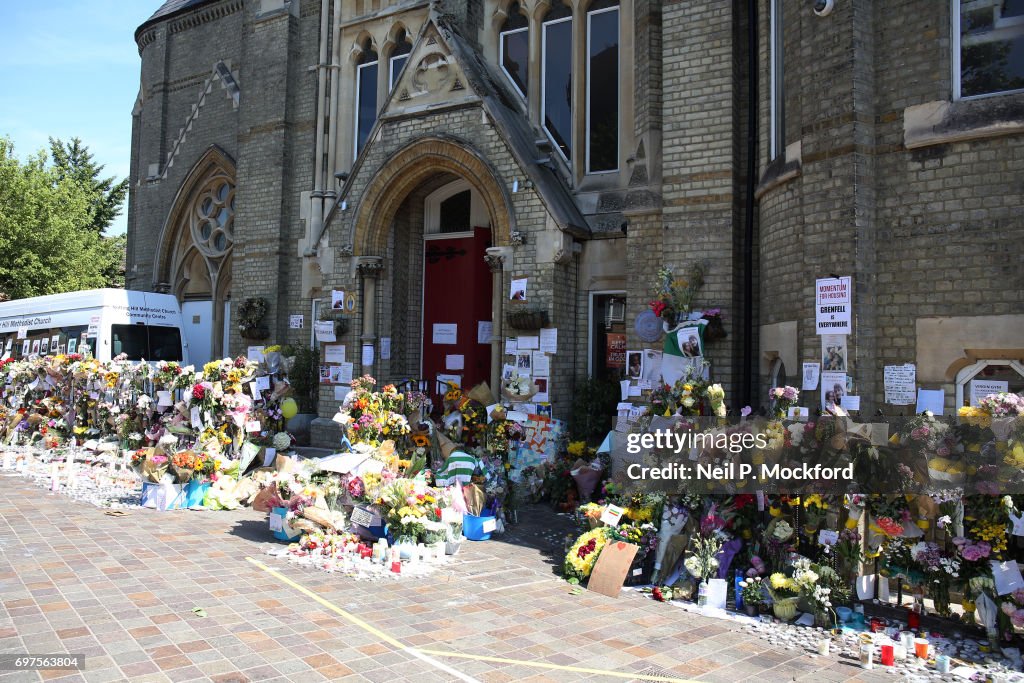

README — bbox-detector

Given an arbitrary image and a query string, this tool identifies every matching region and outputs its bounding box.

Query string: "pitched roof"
[136,0,217,40]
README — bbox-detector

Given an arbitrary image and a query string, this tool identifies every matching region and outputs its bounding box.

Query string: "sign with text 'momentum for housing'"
[815,276,852,335]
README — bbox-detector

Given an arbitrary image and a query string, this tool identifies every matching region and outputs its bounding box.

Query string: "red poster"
[606,333,626,368]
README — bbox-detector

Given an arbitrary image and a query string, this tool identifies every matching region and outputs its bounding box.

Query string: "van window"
[111,325,183,361]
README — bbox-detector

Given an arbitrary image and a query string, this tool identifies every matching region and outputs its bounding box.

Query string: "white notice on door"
[432,323,458,345]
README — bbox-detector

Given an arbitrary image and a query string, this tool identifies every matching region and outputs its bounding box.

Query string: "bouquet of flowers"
[502,371,536,402]
[648,262,706,323]
[564,527,613,582]
[334,376,411,447]
[169,449,205,484]
[910,540,961,616]
[768,385,799,418]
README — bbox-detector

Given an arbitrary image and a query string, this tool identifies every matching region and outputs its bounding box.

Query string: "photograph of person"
[626,351,643,379]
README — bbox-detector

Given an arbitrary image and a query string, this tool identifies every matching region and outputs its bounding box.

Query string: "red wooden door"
[422,227,493,396]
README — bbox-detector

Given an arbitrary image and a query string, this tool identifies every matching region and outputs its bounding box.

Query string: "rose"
[192,384,206,400]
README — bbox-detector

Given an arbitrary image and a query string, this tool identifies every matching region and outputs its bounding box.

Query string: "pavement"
[0,474,895,683]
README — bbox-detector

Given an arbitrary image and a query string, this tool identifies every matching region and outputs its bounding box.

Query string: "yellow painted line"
[246,556,697,683]
[415,649,696,682]
[245,557,479,682]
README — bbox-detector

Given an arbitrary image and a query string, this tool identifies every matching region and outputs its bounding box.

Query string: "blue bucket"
[184,480,210,508]
[463,514,496,541]
[271,507,300,541]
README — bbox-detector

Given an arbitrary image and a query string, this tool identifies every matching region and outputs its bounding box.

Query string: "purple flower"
[783,387,798,401]
[741,406,752,417]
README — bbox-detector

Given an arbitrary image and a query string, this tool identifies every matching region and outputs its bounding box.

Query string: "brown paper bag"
[588,541,639,598]
[251,486,276,512]
[467,382,495,406]
[463,483,486,517]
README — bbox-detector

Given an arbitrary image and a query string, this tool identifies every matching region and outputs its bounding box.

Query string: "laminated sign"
[815,276,851,335]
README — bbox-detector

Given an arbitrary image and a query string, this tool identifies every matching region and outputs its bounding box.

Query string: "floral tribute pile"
[557,383,1024,674]
[0,348,300,508]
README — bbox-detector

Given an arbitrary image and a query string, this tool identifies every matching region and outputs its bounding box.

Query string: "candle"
[893,644,907,661]
[907,609,920,630]
[913,637,929,659]
[859,644,874,669]
[936,654,950,674]
[880,644,894,667]
[817,639,830,656]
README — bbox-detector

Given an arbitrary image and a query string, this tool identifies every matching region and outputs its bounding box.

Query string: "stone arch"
[351,135,516,256]
[153,144,236,361]
[154,145,236,287]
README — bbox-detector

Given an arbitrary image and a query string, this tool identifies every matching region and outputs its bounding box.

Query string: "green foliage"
[289,345,320,414]
[0,137,126,300]
[569,377,620,446]
[49,137,129,234]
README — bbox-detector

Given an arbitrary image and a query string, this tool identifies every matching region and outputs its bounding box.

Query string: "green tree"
[0,137,126,300]
[49,137,129,233]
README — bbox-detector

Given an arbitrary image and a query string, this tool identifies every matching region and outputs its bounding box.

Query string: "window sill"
[754,140,802,200]
[903,92,1024,149]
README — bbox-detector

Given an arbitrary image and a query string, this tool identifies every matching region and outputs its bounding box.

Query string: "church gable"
[381,20,477,117]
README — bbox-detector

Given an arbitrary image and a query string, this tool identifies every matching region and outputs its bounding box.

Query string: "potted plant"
[238,297,270,340]
[739,576,767,616]
[506,307,549,331]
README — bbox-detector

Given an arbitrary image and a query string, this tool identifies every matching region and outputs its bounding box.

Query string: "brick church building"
[127,0,1024,446]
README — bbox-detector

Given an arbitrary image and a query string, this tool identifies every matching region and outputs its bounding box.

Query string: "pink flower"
[1013,609,1024,629]
[1002,602,1017,617]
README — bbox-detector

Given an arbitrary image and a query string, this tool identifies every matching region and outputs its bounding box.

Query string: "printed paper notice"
[247,346,265,359]
[288,314,304,329]
[157,391,173,407]
[801,362,820,391]
[540,328,558,354]
[324,344,346,364]
[510,277,527,301]
[505,338,517,354]
[815,276,852,335]
[916,388,945,416]
[255,376,271,391]
[380,337,391,360]
[971,379,1008,406]
[16,327,26,340]
[517,335,539,350]
[532,352,550,376]
[477,321,493,345]
[314,320,336,342]
[446,354,465,370]
[437,373,461,388]
[884,364,916,405]
[334,385,348,401]
[361,344,374,366]
[432,323,457,345]
[331,289,346,310]
[335,362,354,385]
[843,395,861,411]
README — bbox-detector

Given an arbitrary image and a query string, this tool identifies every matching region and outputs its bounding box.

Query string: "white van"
[0,289,188,363]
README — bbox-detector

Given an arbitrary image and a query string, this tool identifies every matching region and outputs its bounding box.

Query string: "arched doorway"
[153,146,236,366]
[349,136,515,394]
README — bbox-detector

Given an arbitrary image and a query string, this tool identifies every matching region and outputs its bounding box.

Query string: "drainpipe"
[313,0,330,194]
[325,0,342,197]
[741,0,758,409]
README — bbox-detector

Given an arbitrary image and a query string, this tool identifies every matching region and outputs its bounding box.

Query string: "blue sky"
[0,1,158,236]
